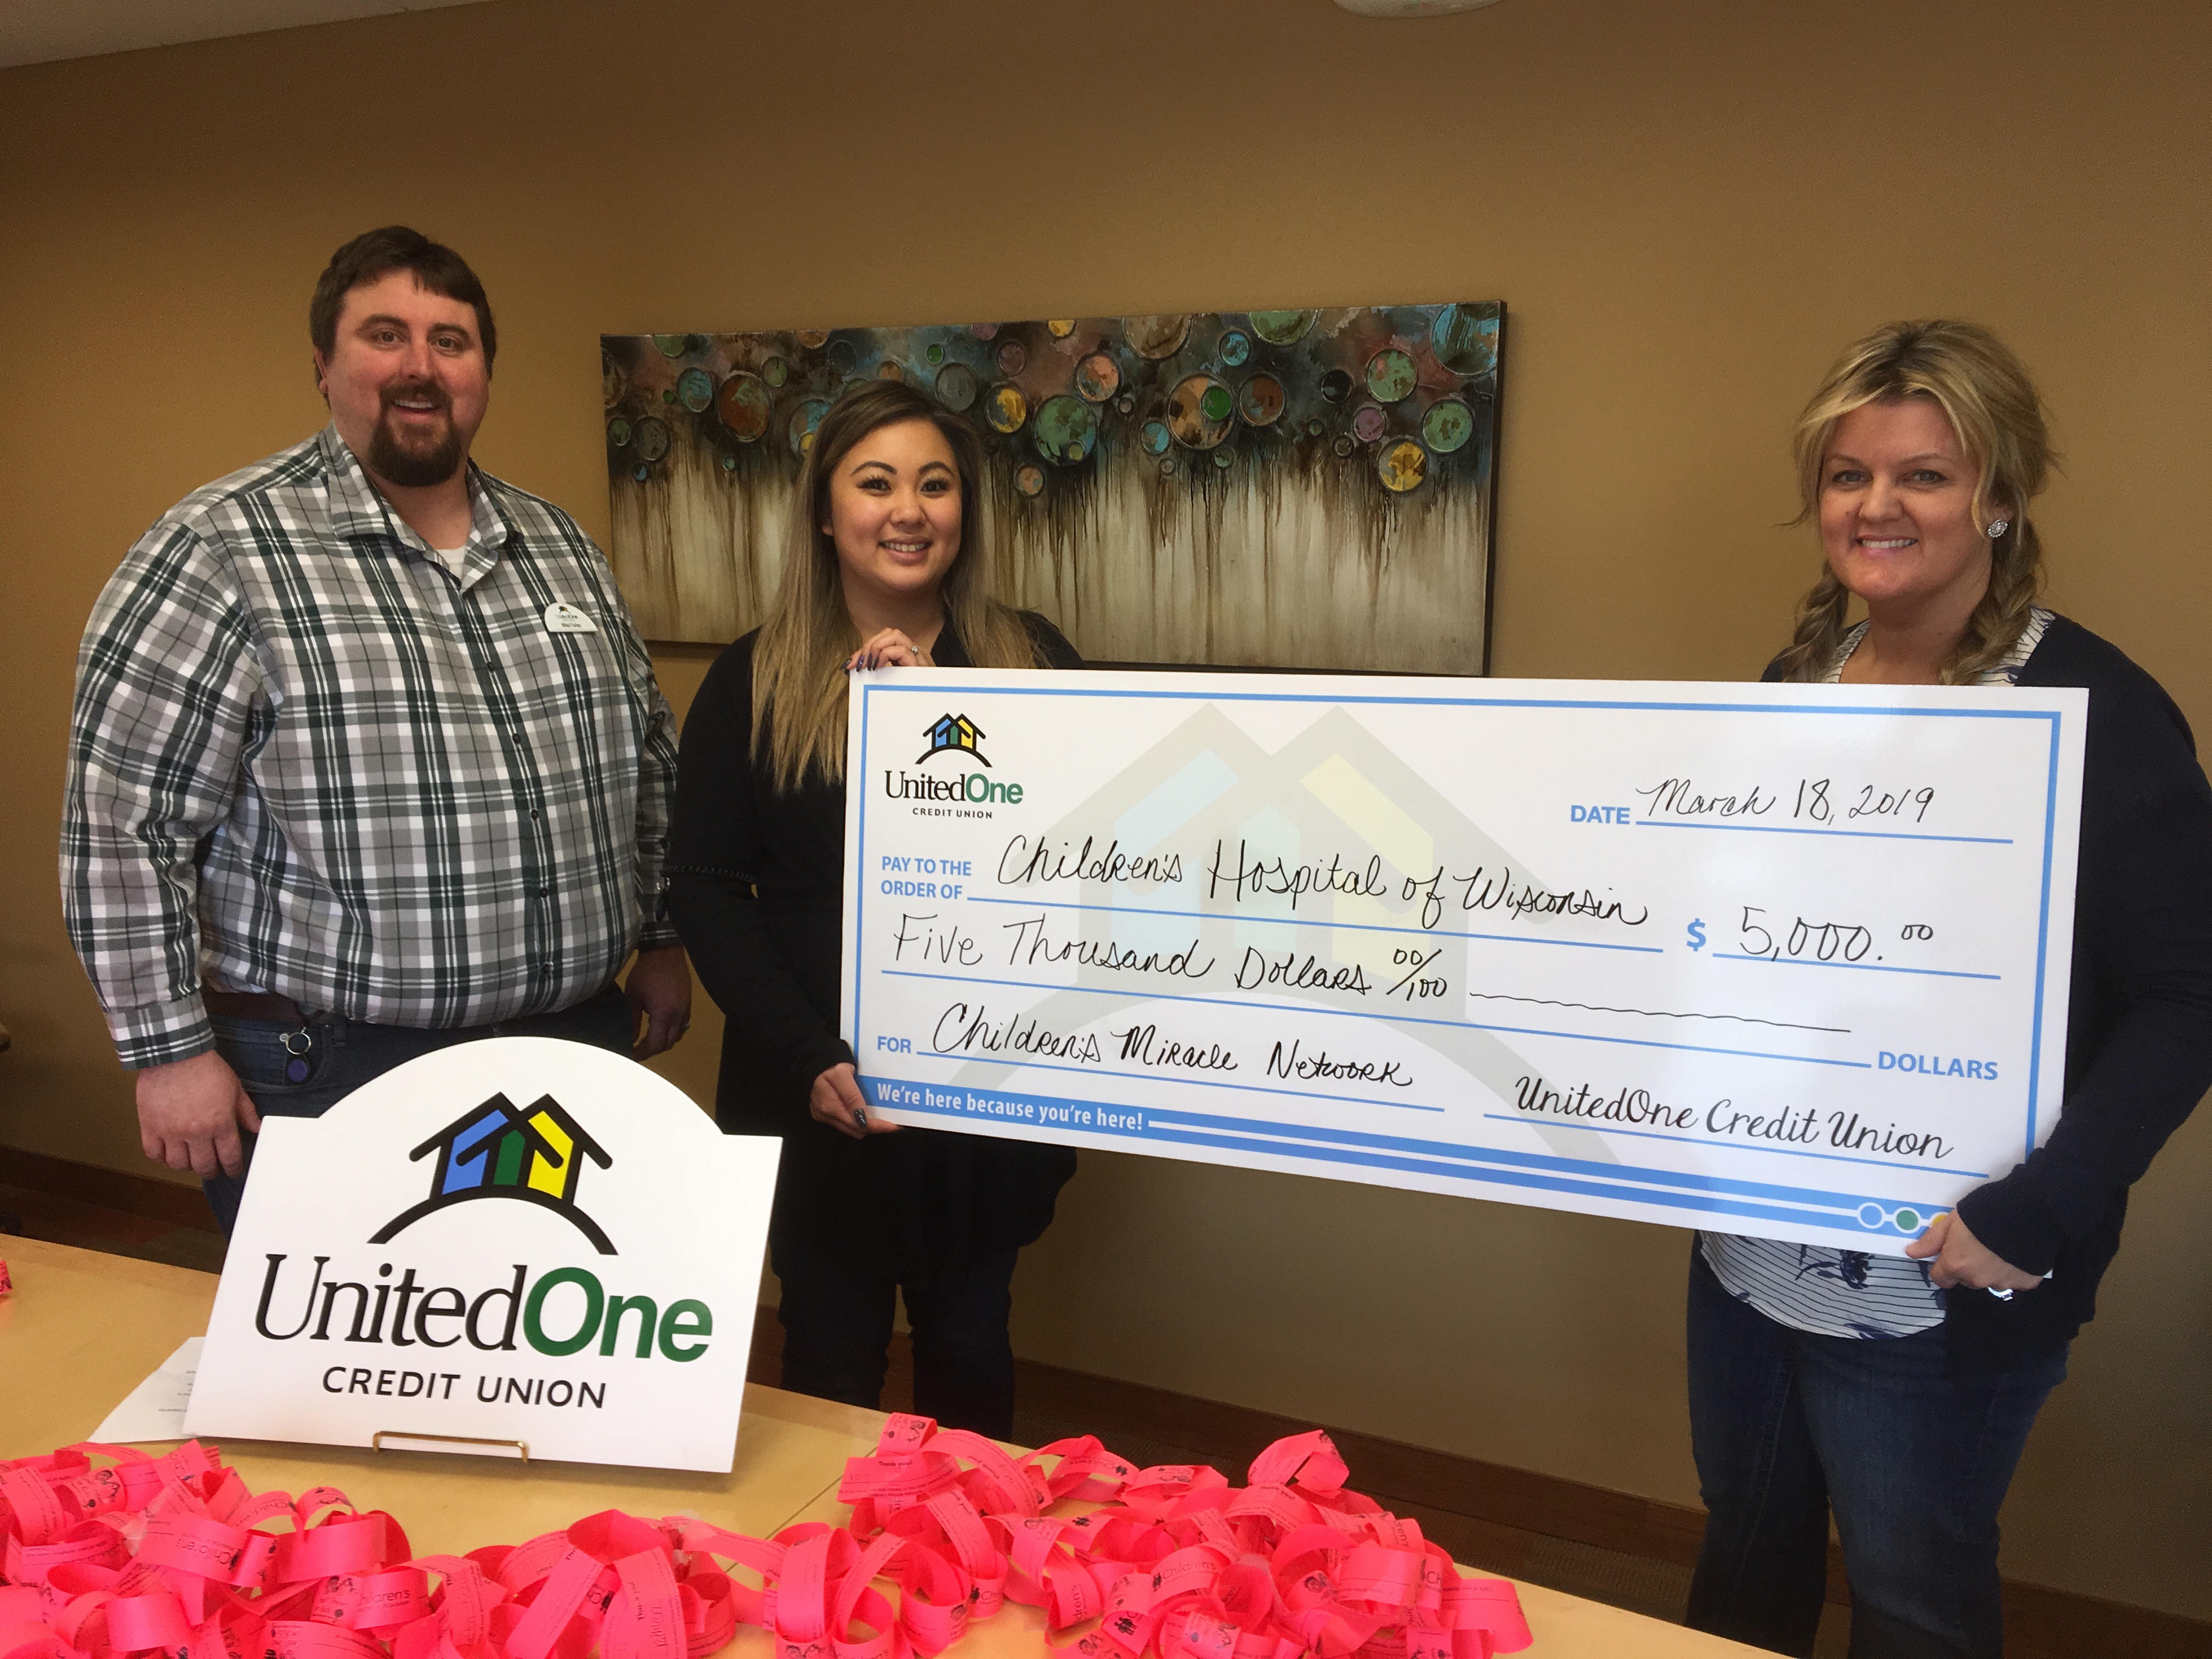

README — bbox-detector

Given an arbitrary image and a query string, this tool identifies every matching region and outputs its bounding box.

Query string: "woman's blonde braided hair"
[1773,321,2056,684]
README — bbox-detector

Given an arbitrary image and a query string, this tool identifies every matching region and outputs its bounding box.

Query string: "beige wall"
[3,0,2207,1618]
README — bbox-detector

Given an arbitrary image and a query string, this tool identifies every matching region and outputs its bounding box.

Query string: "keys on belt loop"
[279,1026,314,1084]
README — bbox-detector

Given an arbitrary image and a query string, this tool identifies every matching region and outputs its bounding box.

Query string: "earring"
[1987,519,2010,539]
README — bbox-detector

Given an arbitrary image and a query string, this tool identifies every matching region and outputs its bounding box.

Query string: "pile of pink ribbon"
[0,1418,1530,1659]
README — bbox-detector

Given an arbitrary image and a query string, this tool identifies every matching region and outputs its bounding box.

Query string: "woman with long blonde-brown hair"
[667,380,1079,1437]
[1686,322,2212,1657]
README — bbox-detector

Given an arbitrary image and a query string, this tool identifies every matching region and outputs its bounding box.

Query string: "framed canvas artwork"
[601,302,1502,672]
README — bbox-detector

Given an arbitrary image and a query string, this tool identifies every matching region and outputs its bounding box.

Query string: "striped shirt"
[63,426,679,1069]
[1700,607,2053,1338]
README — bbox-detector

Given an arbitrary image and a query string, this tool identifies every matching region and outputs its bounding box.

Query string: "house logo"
[918,713,989,768]
[886,712,1023,808]
[369,1091,616,1254]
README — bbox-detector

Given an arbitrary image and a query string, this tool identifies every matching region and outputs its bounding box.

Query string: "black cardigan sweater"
[1770,616,2212,1367]
[667,616,1080,1283]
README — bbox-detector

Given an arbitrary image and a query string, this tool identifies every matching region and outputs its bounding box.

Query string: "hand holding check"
[1908,1210,2043,1296]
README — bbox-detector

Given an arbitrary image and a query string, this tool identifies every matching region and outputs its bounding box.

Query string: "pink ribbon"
[1,1424,1529,1659]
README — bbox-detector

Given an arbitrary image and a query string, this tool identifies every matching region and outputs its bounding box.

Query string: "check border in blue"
[849,681,2067,1229]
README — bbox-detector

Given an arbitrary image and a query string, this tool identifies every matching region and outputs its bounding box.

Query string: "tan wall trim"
[0,1147,216,1232]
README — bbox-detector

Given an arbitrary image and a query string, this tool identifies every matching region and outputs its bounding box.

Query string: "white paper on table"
[92,1336,202,1443]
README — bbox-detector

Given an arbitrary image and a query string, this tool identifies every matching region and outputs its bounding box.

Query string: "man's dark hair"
[309,226,497,369]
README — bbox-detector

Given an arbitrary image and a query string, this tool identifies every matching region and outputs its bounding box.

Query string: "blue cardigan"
[1771,615,2212,1368]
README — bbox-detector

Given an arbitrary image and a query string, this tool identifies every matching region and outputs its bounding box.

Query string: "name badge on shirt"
[544,601,599,634]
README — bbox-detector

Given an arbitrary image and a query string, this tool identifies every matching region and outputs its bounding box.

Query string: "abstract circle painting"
[1166,376,1234,449]
[715,372,772,442]
[1420,397,1476,454]
[600,302,1501,666]
[1248,309,1315,345]
[984,383,1029,434]
[1365,348,1418,404]
[786,399,829,457]
[1125,314,1190,360]
[934,363,979,411]
[1376,438,1427,492]
[1236,374,1286,427]
[1074,352,1121,403]
[631,417,671,462]
[1032,395,1099,466]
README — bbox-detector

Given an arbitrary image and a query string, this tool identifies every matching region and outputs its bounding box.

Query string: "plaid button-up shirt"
[63,426,679,1068]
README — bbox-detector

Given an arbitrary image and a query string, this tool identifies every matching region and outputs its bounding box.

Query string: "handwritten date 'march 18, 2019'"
[842,669,2084,1255]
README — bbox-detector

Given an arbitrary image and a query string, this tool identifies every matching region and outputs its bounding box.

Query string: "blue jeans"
[1685,1246,2067,1658]
[771,1235,1021,1440]
[204,983,633,1236]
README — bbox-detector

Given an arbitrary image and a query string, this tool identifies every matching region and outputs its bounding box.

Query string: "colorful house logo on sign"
[369,1092,616,1254]
[917,713,989,768]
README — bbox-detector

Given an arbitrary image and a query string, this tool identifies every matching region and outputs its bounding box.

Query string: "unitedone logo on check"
[883,711,1027,812]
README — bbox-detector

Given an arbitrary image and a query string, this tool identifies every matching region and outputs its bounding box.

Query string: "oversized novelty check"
[840,670,2085,1253]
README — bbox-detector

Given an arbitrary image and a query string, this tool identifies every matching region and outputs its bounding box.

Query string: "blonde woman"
[1687,322,2212,1657]
[668,381,1078,1437]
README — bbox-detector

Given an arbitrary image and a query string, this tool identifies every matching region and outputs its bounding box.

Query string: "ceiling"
[0,0,496,70]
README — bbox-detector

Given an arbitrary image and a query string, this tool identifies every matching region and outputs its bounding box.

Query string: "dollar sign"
[1686,917,1707,951]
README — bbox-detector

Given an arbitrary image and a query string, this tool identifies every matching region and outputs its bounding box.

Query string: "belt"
[202,989,312,1023]
[202,981,625,1026]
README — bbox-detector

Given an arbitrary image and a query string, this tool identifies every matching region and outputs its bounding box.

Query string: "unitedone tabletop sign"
[842,668,2086,1254]
[188,1039,778,1472]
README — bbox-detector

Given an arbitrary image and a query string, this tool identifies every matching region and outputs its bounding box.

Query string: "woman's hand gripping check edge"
[1905,1210,2042,1296]
[810,1060,901,1140]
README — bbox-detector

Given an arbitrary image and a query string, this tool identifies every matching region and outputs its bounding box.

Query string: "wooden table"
[0,1237,1757,1656]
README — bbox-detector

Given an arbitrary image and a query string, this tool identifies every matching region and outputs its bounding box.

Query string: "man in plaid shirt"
[63,226,691,1230]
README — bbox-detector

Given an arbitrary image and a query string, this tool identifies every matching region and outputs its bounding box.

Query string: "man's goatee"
[369,416,462,487]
